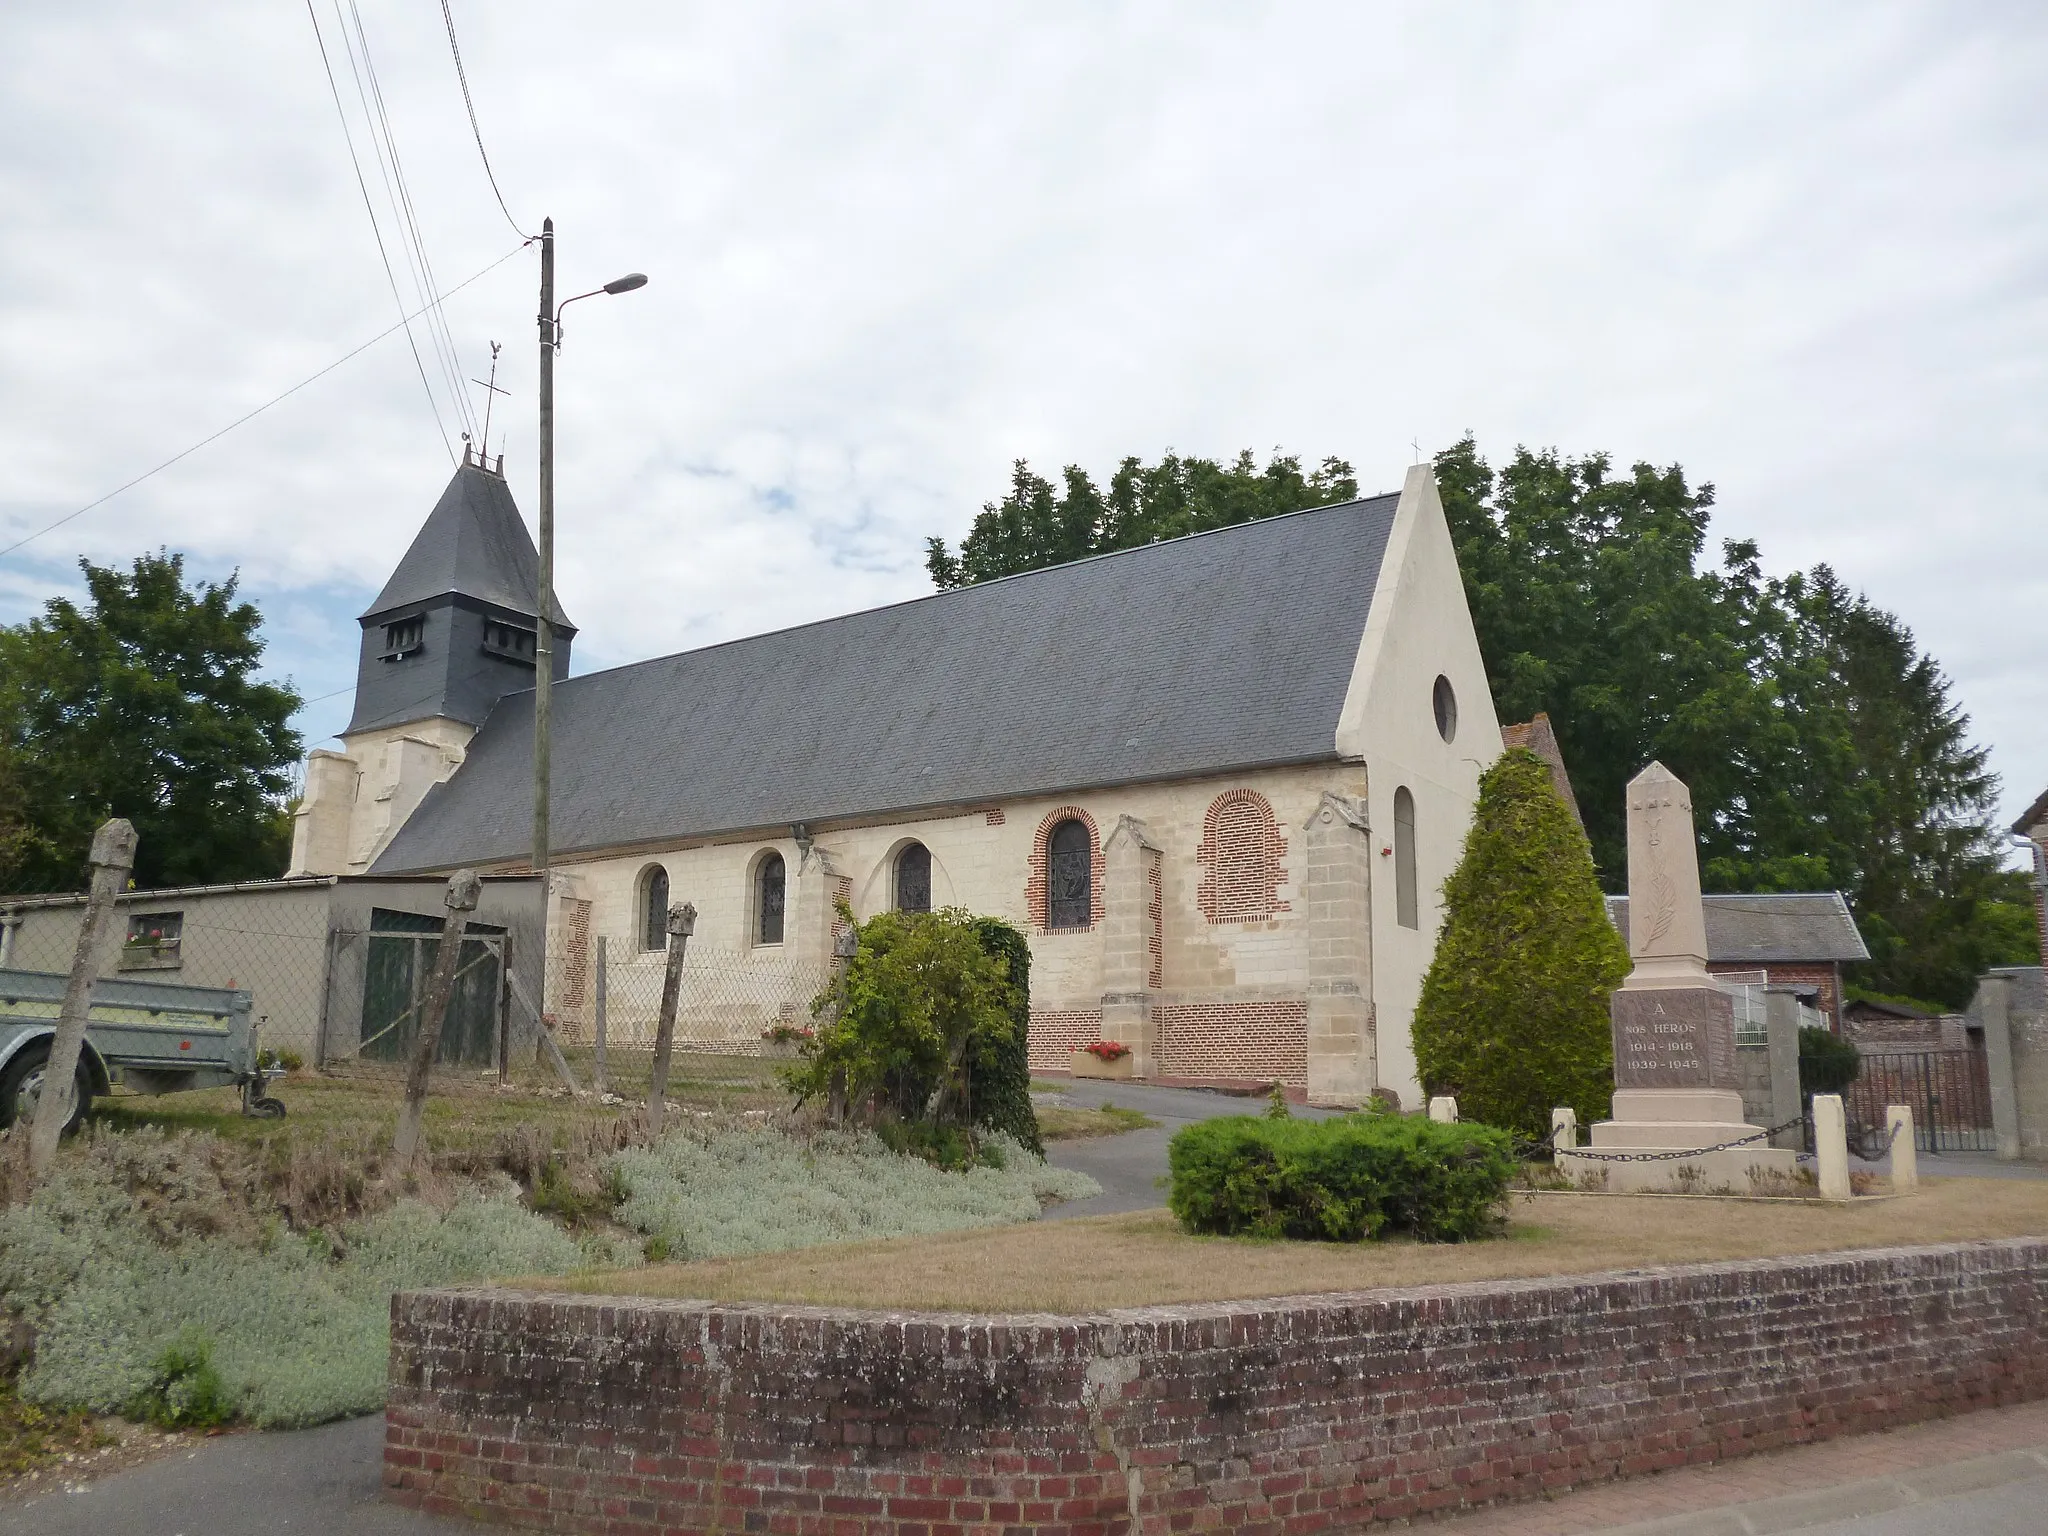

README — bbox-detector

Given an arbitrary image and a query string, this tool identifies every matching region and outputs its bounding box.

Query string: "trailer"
[0,966,285,1133]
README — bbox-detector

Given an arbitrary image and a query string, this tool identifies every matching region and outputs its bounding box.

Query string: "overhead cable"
[0,242,528,563]
[439,0,532,241]
[304,0,458,461]
[339,0,479,445]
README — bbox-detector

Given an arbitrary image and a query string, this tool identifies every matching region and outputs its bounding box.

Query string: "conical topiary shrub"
[1412,747,1630,1140]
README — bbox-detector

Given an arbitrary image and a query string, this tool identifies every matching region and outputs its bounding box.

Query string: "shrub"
[1412,748,1630,1140]
[0,1150,587,1429]
[787,905,1040,1153]
[610,1123,1096,1261]
[966,916,1042,1154]
[1799,1024,1862,1101]
[1168,1114,1515,1243]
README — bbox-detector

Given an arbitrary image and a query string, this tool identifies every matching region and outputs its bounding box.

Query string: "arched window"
[1393,787,1418,930]
[756,852,786,946]
[641,865,670,951]
[1047,819,1092,929]
[895,842,932,914]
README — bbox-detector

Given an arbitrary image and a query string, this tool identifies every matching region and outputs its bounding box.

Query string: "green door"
[360,909,505,1067]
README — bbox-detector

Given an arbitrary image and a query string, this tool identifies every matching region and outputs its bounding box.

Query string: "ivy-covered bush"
[1412,748,1631,1139]
[786,905,1039,1151]
[1167,1114,1515,1243]
[1798,1024,1862,1101]
[967,916,1041,1154]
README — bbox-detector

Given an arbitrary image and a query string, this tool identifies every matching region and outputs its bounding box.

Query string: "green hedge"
[1167,1114,1515,1243]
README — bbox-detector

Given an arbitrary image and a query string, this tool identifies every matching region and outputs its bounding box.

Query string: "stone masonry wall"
[386,1238,2048,1535]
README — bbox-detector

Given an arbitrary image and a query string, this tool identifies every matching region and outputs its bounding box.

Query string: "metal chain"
[1534,1111,1811,1165]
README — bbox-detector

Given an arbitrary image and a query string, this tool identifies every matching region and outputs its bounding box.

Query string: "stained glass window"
[1047,820,1092,929]
[896,843,931,914]
[758,853,786,945]
[642,866,669,950]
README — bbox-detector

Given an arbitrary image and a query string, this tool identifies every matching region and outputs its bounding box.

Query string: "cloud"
[2,0,2044,828]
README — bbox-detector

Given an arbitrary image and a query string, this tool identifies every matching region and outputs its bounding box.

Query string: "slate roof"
[362,461,574,630]
[371,492,1401,874]
[1604,892,1870,965]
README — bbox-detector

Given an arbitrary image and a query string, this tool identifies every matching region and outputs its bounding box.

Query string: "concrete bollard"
[1887,1105,1919,1194]
[1428,1096,1458,1124]
[1551,1107,1578,1150]
[1813,1093,1851,1200]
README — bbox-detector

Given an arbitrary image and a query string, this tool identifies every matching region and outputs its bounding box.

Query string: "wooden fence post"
[646,902,696,1137]
[22,818,137,1187]
[594,935,609,1097]
[393,870,482,1168]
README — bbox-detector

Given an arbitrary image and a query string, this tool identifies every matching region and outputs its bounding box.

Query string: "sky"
[2,3,2044,834]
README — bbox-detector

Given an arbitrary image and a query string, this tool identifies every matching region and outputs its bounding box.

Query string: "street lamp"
[534,217,646,889]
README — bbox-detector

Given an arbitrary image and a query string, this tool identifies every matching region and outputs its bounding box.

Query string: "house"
[1604,891,1869,1028]
[2011,785,2048,965]
[0,874,545,1073]
[288,454,1506,1106]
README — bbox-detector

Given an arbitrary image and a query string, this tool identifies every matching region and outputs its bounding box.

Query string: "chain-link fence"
[0,890,832,1111]
[543,932,833,1102]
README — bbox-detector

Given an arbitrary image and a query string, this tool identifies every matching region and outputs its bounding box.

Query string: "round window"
[1432,675,1458,742]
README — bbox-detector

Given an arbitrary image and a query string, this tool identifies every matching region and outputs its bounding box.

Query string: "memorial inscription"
[1611,987,1738,1090]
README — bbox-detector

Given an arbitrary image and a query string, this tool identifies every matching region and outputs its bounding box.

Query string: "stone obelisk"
[1557,762,1797,1193]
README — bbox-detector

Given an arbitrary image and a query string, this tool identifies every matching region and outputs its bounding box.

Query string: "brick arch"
[1198,789,1288,924]
[1025,806,1103,932]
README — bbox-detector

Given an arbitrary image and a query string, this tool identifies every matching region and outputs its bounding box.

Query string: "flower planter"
[1071,1049,1135,1080]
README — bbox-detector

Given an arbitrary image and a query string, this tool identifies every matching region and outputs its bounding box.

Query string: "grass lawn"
[85,1051,785,1150]
[532,1175,2048,1314]
[1036,1103,1158,1141]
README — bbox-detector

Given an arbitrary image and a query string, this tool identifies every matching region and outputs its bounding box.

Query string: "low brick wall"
[386,1238,2048,1534]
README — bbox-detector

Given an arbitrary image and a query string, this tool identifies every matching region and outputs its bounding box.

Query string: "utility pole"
[534,216,556,886]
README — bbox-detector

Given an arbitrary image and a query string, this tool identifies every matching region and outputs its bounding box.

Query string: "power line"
[340,0,479,446]
[305,0,457,461]
[439,0,531,241]
[0,242,529,563]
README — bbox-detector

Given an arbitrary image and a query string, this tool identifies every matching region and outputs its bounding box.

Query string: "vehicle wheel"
[247,1096,287,1119]
[0,1043,94,1134]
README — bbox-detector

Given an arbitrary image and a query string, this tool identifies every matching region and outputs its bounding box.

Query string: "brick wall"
[387,1238,2048,1534]
[1028,1007,1104,1071]
[1158,999,1308,1085]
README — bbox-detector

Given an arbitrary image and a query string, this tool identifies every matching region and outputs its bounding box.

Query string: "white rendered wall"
[1335,464,1505,1107]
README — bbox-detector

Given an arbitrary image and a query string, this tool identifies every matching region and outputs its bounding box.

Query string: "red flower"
[1084,1040,1130,1061]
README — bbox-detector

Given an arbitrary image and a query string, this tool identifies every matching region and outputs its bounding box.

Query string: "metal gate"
[1848,1050,1996,1153]
[357,910,508,1070]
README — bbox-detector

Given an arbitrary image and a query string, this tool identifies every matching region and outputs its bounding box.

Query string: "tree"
[1411,749,1631,1140]
[925,449,1358,588]
[923,437,2029,1008]
[0,552,302,893]
[786,906,1024,1152]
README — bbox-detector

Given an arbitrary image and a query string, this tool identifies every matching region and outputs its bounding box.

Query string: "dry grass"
[87,1052,784,1150]
[1035,1104,1158,1141]
[530,1175,2048,1314]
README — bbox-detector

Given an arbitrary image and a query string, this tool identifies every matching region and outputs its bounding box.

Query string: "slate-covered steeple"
[345,453,575,736]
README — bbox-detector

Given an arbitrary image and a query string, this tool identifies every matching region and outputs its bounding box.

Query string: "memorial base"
[1557,1089,1799,1194]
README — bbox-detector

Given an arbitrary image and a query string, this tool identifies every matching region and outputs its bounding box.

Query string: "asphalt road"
[1037,1078,1335,1217]
[0,1414,462,1536]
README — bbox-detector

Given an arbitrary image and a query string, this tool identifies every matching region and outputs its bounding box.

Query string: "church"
[289,454,1504,1107]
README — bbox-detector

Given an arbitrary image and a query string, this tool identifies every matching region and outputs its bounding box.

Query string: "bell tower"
[288,450,575,876]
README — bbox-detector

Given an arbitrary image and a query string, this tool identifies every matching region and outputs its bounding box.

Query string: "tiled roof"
[1605,892,1870,964]
[372,493,1402,873]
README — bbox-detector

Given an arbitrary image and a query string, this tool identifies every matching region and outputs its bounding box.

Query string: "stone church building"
[290,456,1503,1106]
